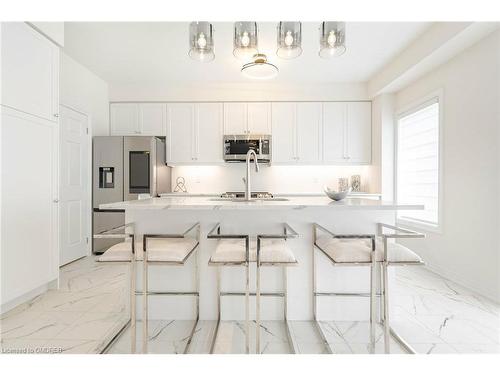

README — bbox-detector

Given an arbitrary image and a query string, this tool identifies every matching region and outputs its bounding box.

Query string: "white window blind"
[397,99,440,226]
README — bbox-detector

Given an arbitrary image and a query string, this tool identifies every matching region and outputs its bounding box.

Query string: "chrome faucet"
[243,149,259,201]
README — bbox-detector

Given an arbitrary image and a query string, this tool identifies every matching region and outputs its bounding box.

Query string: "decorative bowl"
[324,186,351,201]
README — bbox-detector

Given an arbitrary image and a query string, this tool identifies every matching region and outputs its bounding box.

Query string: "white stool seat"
[98,237,198,263]
[315,235,422,263]
[210,238,297,264]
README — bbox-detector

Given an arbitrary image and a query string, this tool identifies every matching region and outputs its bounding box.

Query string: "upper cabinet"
[166,103,223,165]
[224,102,271,135]
[323,102,372,164]
[110,103,166,136]
[272,102,322,164]
[1,22,60,122]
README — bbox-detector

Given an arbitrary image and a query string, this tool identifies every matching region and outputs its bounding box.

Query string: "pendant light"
[319,21,346,58]
[233,22,258,61]
[241,54,278,80]
[189,22,215,62]
[276,22,302,59]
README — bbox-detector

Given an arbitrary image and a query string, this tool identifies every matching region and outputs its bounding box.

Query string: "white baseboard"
[0,279,58,315]
[425,262,499,304]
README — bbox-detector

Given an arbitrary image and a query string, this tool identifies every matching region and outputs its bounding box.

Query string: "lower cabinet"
[1,106,59,308]
[166,103,223,164]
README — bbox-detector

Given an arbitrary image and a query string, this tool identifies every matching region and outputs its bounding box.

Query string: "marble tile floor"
[1,255,499,354]
[1,256,130,354]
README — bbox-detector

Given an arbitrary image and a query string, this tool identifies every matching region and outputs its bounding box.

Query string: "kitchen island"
[100,196,422,321]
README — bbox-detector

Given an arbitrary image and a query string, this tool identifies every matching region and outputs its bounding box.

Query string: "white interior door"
[59,105,89,265]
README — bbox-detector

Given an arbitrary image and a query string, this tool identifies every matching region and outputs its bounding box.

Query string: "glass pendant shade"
[319,21,346,58]
[233,22,258,61]
[241,54,278,80]
[189,22,215,62]
[276,22,302,59]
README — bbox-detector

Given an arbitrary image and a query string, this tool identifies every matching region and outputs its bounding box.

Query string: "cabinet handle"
[53,199,59,203]
[53,114,59,118]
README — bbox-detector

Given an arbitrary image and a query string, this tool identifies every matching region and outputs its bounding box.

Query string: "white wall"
[171,165,373,194]
[109,82,368,102]
[60,52,109,135]
[395,30,500,301]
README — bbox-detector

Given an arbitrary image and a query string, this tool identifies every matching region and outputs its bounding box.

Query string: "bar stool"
[313,223,378,353]
[207,223,299,354]
[98,222,200,354]
[255,223,299,354]
[207,223,251,354]
[94,222,136,353]
[141,222,201,354]
[377,223,424,354]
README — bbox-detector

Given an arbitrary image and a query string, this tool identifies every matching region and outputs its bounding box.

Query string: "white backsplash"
[171,165,373,194]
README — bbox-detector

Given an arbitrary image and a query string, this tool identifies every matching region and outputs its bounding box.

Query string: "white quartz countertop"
[99,196,423,211]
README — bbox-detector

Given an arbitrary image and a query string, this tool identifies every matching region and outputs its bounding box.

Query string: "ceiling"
[63,22,431,86]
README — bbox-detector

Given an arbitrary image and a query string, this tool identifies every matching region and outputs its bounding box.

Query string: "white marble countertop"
[99,195,423,211]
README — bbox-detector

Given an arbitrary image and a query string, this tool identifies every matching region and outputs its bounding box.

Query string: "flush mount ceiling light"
[233,22,258,61]
[276,21,302,59]
[319,21,346,58]
[241,54,278,80]
[188,21,215,62]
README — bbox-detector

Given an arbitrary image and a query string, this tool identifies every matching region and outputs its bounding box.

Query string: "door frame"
[59,103,92,265]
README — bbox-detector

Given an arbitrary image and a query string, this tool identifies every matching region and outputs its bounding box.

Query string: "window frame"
[395,90,444,233]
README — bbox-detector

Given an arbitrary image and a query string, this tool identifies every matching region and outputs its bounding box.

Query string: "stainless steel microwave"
[223,135,271,162]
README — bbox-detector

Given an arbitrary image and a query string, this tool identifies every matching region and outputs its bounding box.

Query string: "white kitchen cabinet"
[323,102,371,164]
[139,103,166,136]
[195,103,224,163]
[223,103,247,134]
[271,103,296,163]
[347,102,372,163]
[272,102,321,164]
[1,106,59,309]
[247,102,271,134]
[296,102,322,163]
[111,103,166,136]
[224,102,271,135]
[166,103,195,164]
[166,103,223,164]
[110,103,140,135]
[1,22,60,123]
[323,102,347,163]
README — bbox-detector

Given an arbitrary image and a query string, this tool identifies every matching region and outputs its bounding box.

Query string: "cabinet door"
[2,107,59,304]
[110,103,140,135]
[223,103,247,134]
[323,102,347,163]
[271,103,296,163]
[195,103,224,163]
[140,103,166,136]
[347,102,372,163]
[247,102,271,134]
[1,22,59,122]
[296,102,322,163]
[166,103,194,164]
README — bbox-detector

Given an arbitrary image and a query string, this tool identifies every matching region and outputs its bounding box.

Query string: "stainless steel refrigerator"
[92,136,171,253]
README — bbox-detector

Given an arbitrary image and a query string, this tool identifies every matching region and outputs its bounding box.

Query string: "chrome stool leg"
[210,266,221,354]
[256,224,299,355]
[183,228,200,354]
[142,236,148,354]
[245,237,250,355]
[370,237,376,354]
[130,236,137,354]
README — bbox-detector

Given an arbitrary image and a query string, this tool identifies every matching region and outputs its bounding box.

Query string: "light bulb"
[197,32,207,48]
[284,30,294,47]
[327,30,337,47]
[241,31,250,47]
